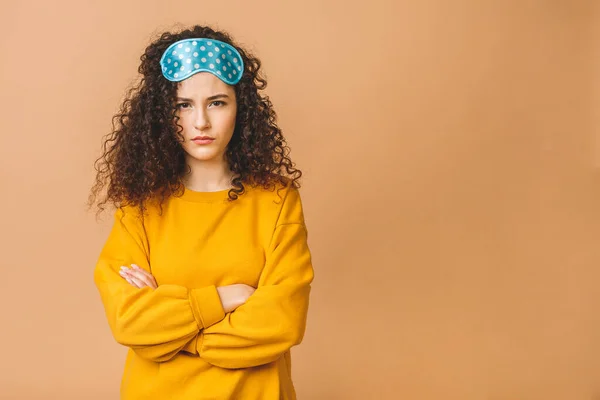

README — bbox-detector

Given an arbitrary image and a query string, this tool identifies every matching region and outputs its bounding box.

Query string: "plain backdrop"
[1,1,600,399]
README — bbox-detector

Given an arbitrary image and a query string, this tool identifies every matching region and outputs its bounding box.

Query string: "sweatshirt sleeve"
[198,186,315,369]
[93,205,226,363]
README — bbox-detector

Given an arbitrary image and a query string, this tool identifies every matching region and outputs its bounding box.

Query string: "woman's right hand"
[216,284,256,313]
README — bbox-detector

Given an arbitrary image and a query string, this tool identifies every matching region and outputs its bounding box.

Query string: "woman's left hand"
[119,264,158,289]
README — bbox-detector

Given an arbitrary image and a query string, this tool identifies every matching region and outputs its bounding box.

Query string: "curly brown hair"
[88,24,302,216]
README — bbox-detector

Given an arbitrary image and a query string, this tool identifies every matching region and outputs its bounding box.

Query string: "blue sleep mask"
[159,38,244,84]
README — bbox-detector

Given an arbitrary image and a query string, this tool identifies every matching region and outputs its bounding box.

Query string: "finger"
[119,268,134,283]
[131,265,158,289]
[120,271,141,288]
[119,267,145,288]
[125,272,146,288]
[125,277,139,288]
[126,269,154,288]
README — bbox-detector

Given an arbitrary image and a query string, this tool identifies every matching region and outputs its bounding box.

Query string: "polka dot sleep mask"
[159,38,244,84]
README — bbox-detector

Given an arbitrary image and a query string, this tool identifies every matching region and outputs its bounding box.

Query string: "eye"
[209,100,225,107]
[176,102,191,109]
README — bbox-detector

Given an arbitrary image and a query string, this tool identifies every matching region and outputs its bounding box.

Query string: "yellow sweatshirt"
[93,181,314,400]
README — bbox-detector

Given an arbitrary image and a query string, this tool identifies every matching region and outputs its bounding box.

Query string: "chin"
[185,149,224,163]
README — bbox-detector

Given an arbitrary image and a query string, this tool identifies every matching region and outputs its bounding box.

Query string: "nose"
[193,108,211,130]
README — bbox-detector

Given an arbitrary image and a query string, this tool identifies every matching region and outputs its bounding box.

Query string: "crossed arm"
[119,265,254,315]
[94,189,314,368]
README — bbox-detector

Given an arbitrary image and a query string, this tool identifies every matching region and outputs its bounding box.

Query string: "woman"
[88,24,314,400]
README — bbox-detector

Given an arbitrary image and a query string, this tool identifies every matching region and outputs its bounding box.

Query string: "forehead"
[176,72,235,98]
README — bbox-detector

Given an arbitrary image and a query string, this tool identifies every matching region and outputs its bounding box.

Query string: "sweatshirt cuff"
[189,285,226,329]
[181,335,198,355]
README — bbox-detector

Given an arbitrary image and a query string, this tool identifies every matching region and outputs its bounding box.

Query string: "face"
[174,72,237,165]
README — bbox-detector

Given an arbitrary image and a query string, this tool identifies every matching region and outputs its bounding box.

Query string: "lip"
[191,136,215,145]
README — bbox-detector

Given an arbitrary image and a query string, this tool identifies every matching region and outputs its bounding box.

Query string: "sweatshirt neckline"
[178,186,232,203]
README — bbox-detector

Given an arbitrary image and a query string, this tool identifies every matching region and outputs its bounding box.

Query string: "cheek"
[215,111,236,133]
[176,114,193,130]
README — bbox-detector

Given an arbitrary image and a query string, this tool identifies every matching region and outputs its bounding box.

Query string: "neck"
[183,156,235,192]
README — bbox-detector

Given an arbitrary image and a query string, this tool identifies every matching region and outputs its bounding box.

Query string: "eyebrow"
[176,94,230,102]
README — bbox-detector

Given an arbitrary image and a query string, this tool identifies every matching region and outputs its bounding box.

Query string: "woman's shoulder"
[245,176,304,223]
[245,175,299,201]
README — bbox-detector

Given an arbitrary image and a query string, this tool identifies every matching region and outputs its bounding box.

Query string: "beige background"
[1,1,599,399]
